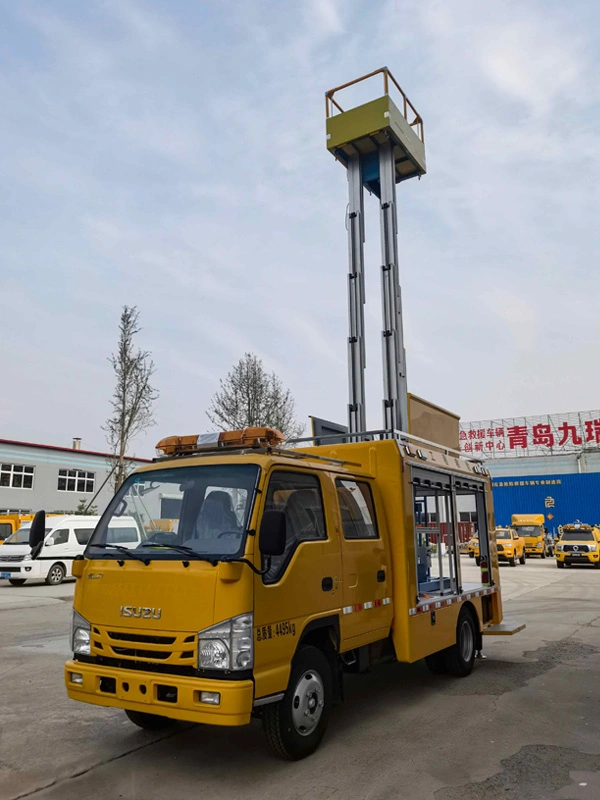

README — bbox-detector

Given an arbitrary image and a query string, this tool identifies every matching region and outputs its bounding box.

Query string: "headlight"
[198,613,253,671]
[556,544,563,551]
[72,610,91,655]
[590,545,597,552]
[23,554,32,562]
[537,542,543,549]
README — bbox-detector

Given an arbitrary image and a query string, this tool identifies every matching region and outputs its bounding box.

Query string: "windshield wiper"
[90,543,150,565]
[143,543,220,565]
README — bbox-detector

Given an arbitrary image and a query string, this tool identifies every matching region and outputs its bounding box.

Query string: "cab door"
[253,469,342,699]
[336,478,392,646]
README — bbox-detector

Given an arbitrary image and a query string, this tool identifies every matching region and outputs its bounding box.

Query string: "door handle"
[377,569,386,583]
[321,577,333,592]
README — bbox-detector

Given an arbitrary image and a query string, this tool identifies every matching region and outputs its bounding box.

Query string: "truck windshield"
[514,526,541,537]
[87,464,260,561]
[561,531,595,541]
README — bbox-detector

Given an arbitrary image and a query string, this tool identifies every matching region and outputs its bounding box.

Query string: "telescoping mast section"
[325,67,426,438]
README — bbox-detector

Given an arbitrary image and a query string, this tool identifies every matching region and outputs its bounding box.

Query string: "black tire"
[556,561,564,569]
[425,650,448,675]
[444,609,477,677]
[8,579,26,586]
[541,551,546,560]
[262,645,332,760]
[125,709,176,731]
[509,555,516,567]
[593,561,600,569]
[475,557,481,567]
[469,552,474,559]
[519,552,526,565]
[45,563,65,585]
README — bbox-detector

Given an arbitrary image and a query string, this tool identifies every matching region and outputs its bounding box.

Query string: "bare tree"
[105,306,158,490]
[207,353,304,440]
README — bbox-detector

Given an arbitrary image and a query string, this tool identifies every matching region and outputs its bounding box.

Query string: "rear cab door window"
[336,477,392,642]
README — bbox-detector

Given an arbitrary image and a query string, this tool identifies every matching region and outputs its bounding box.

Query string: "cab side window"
[50,529,69,546]
[74,528,93,545]
[263,471,326,585]
[336,479,378,539]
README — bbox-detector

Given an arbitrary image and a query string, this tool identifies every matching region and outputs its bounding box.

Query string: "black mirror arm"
[221,556,271,575]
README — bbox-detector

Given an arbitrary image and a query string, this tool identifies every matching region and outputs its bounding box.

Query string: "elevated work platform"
[325,67,426,196]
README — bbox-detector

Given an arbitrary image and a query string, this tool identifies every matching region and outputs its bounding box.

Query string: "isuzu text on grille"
[119,606,162,619]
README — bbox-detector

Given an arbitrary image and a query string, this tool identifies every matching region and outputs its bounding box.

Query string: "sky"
[2,0,600,458]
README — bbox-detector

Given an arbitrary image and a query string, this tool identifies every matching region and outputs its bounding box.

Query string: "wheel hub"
[291,670,324,736]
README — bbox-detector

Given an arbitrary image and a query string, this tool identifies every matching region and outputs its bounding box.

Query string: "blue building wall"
[491,472,600,534]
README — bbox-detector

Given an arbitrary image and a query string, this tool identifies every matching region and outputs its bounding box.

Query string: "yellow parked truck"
[26,427,516,759]
[555,522,600,569]
[511,514,550,558]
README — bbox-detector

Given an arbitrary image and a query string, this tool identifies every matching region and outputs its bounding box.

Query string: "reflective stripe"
[408,586,497,617]
[341,596,392,615]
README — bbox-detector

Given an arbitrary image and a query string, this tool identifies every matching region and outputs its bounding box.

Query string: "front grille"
[92,625,196,666]
[563,544,590,553]
[108,632,175,645]
[112,647,170,660]
[0,555,24,563]
[93,654,197,677]
[496,544,504,551]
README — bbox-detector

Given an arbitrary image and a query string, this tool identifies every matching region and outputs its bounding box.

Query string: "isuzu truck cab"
[511,514,550,558]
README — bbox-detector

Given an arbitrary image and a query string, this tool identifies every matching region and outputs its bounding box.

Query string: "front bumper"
[555,551,598,565]
[0,560,41,580]
[65,660,254,726]
[497,551,515,562]
[524,546,545,555]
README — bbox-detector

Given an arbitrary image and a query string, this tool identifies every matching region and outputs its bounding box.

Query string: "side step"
[483,620,526,636]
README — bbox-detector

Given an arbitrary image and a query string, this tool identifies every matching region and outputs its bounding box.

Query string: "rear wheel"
[45,563,65,585]
[519,551,526,565]
[262,645,332,760]
[8,579,26,586]
[444,609,477,677]
[125,709,176,731]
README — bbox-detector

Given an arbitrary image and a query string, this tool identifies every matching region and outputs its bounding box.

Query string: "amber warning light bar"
[156,427,286,457]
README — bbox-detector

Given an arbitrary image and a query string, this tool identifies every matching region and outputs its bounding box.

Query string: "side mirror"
[29,510,46,560]
[259,510,286,557]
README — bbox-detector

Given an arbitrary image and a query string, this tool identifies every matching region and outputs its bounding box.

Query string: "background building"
[460,411,600,533]
[0,438,150,517]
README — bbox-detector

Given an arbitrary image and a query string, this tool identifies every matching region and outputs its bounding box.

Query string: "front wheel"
[541,551,546,559]
[45,563,65,585]
[262,645,332,760]
[593,561,600,569]
[556,561,564,569]
[469,552,474,559]
[125,709,176,731]
[475,557,481,567]
[444,609,477,677]
[509,555,517,567]
[9,579,26,586]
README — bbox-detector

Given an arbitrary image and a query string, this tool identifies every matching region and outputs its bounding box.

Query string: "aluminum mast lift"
[325,68,426,438]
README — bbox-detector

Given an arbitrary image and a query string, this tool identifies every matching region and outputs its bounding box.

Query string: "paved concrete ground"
[2,558,600,800]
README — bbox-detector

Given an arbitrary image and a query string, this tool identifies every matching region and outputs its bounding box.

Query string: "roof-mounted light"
[155,427,286,457]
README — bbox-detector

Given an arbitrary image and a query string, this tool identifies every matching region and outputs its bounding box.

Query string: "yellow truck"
[555,522,600,569]
[24,426,516,759]
[511,514,551,558]
[494,527,526,567]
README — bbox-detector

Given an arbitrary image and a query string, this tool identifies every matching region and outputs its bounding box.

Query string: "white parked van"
[0,515,142,586]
